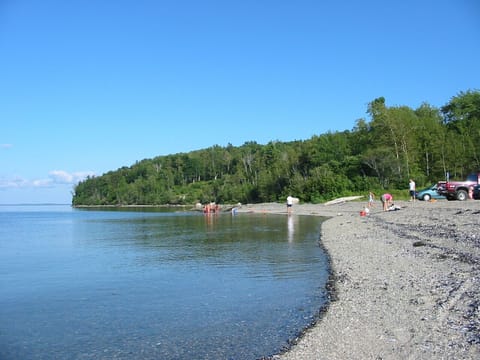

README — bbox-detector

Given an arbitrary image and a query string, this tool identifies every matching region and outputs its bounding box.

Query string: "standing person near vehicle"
[381,193,393,211]
[409,179,416,202]
[286,195,293,215]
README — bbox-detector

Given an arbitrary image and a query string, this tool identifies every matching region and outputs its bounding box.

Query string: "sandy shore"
[236,200,480,359]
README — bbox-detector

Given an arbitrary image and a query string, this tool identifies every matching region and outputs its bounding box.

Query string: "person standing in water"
[286,195,293,215]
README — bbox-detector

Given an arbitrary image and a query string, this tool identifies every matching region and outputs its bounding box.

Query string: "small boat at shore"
[324,195,363,206]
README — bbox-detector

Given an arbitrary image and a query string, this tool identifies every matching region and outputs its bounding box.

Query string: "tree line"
[72,90,480,206]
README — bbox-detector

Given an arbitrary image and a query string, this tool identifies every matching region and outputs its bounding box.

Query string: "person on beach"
[368,191,375,208]
[409,179,416,202]
[286,195,293,214]
[380,193,393,211]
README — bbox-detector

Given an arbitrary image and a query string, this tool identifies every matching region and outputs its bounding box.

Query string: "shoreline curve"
[236,200,480,359]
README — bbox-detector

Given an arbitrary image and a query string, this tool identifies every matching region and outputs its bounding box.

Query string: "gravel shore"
[236,199,480,359]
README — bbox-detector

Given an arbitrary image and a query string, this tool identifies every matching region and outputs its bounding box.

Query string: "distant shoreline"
[0,203,70,206]
[72,204,191,208]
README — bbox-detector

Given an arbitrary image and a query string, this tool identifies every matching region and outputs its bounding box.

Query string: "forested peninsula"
[72,90,480,206]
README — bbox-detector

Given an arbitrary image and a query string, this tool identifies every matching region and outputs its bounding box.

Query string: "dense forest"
[72,90,480,206]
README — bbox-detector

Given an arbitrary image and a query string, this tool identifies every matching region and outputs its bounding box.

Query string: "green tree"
[414,103,445,182]
[441,89,480,176]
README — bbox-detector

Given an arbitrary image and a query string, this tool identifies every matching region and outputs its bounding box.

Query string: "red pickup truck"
[437,172,480,201]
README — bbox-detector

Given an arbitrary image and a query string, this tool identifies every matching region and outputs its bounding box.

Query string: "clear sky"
[1,0,479,204]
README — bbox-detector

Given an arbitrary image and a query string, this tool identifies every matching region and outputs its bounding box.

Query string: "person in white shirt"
[409,179,416,202]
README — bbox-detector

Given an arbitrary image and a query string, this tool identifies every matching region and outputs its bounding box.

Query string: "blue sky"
[1,0,479,204]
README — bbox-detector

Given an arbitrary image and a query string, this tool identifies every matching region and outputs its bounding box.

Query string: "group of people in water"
[203,203,220,214]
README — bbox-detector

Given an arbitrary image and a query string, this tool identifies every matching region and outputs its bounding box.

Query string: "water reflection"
[204,211,217,230]
[72,212,325,280]
[287,214,295,242]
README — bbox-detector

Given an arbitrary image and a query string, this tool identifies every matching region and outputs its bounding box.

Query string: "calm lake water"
[0,205,330,360]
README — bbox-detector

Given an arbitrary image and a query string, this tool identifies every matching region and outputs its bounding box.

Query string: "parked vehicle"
[415,184,446,201]
[437,172,480,201]
[473,184,480,200]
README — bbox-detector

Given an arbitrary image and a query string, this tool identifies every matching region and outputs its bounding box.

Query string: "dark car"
[415,184,446,201]
[473,184,480,200]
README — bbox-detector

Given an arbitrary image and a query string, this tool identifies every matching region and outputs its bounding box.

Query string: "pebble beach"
[236,199,480,359]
